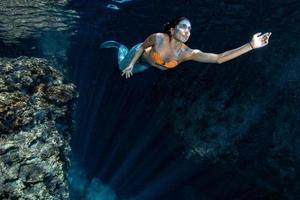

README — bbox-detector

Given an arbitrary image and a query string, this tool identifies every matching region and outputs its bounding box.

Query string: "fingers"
[252,32,271,48]
[255,32,271,39]
[122,70,128,78]
[121,68,132,79]
[263,32,272,43]
[121,66,134,79]
[254,32,262,37]
[260,32,272,40]
[126,71,133,79]
[263,37,270,47]
[122,70,133,79]
[262,32,271,37]
[256,32,271,47]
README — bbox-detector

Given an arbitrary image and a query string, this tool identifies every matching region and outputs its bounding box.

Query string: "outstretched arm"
[187,32,272,64]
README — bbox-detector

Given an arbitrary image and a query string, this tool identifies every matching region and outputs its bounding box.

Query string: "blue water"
[1,0,300,199]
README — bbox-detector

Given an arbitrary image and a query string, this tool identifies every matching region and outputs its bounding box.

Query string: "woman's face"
[172,19,191,43]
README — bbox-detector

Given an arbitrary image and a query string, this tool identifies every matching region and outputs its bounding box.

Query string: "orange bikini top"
[150,51,178,69]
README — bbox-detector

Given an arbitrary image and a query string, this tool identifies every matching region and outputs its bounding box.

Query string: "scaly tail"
[100,40,129,65]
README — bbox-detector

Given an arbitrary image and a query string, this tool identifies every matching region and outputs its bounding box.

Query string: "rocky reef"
[0,57,77,199]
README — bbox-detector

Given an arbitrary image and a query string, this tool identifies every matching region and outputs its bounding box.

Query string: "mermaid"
[100,17,272,79]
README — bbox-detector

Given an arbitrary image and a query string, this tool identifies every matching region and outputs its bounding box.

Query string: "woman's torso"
[141,33,188,70]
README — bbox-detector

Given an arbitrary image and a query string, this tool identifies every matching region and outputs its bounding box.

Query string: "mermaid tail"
[100,40,128,65]
[100,40,150,73]
[100,40,122,48]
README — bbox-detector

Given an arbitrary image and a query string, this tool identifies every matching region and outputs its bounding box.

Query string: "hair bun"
[162,17,190,36]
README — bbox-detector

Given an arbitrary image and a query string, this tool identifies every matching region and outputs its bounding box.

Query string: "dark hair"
[163,17,190,36]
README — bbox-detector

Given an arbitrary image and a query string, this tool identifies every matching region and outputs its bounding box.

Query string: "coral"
[0,57,77,199]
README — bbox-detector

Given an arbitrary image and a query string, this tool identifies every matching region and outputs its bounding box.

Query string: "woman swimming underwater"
[101,17,272,79]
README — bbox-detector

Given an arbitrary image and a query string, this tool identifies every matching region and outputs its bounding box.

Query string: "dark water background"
[1,0,300,199]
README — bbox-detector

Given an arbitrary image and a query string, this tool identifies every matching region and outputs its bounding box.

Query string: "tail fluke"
[100,40,129,66]
[100,40,122,49]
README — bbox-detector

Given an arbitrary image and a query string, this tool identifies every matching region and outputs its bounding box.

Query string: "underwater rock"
[166,81,300,198]
[0,0,79,44]
[0,57,78,199]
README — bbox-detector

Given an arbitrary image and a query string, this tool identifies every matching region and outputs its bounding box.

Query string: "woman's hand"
[121,64,134,79]
[250,32,272,49]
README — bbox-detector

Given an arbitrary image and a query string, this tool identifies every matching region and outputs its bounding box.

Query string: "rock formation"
[0,57,77,199]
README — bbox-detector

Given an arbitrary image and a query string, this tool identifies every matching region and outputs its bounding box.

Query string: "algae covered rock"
[0,57,77,199]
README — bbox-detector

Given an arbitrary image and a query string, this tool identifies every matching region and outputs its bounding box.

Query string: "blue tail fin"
[100,40,122,49]
[100,40,129,66]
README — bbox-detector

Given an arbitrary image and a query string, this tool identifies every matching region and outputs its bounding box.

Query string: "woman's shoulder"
[150,32,168,39]
[180,44,193,54]
[179,44,195,61]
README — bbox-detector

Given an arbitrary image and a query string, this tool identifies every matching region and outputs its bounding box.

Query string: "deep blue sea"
[1,0,300,199]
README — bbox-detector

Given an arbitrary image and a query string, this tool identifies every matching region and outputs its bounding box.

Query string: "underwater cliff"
[0,57,77,199]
